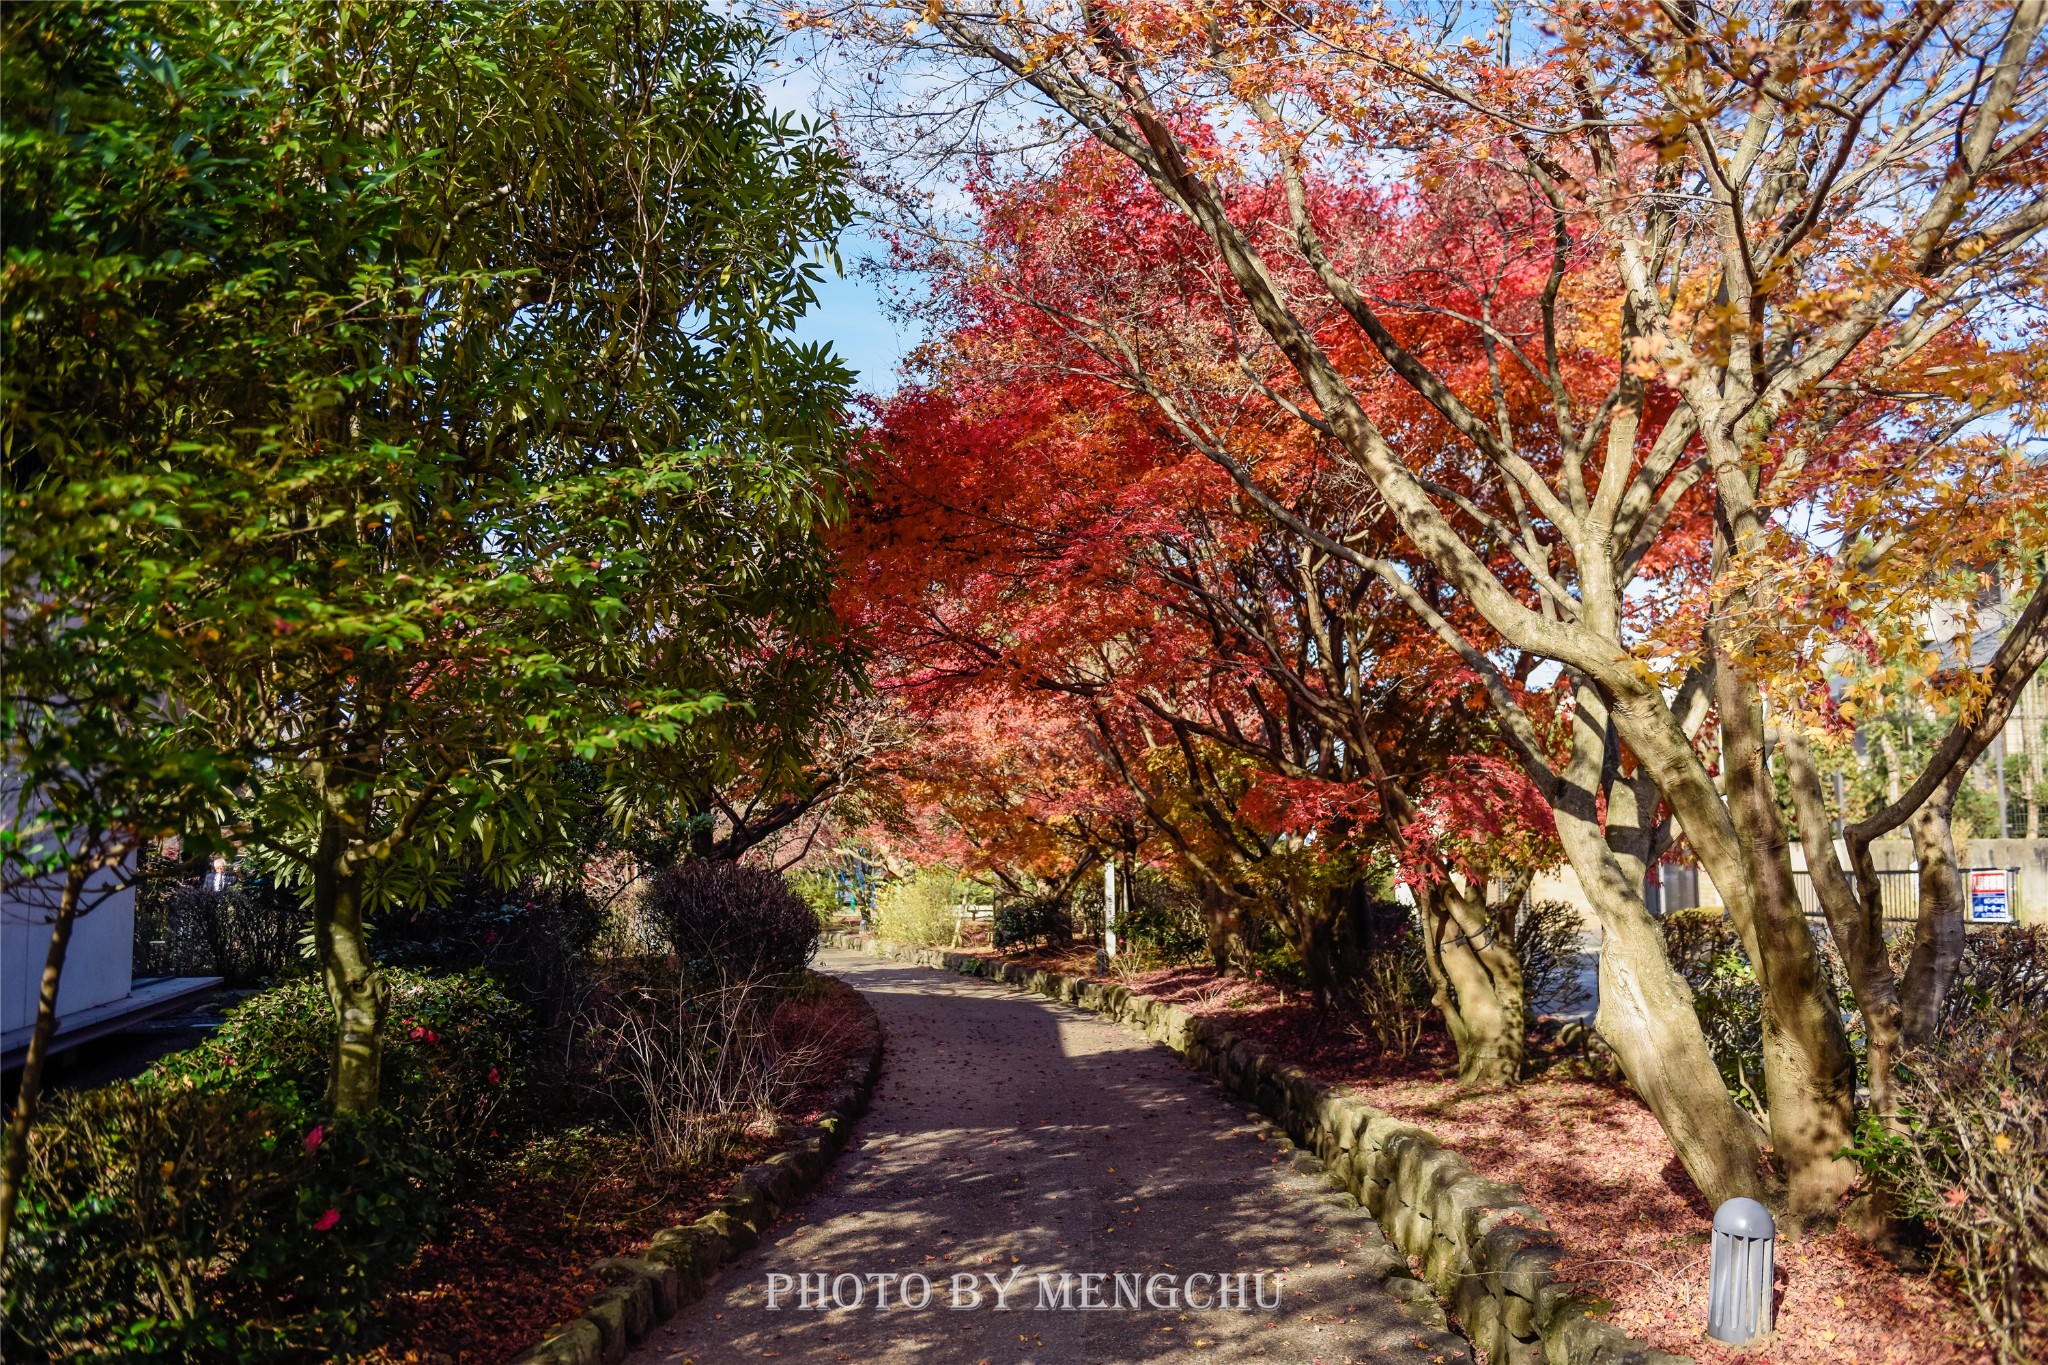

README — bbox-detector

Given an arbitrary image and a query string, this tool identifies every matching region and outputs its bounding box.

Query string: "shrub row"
[10,860,825,1360]
[4,970,527,1361]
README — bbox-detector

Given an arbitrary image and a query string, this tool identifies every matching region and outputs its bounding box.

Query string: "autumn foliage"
[816,0,2048,1216]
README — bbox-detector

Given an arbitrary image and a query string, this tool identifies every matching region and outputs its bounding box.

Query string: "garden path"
[626,947,1469,1365]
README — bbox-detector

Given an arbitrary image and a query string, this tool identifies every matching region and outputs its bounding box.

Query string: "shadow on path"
[628,949,1468,1365]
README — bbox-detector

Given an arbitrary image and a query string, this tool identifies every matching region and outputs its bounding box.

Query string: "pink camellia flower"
[487,1067,501,1086]
[313,1208,341,1231]
[304,1125,324,1153]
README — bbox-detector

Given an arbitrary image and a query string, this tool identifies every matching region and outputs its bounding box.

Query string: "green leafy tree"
[4,0,857,1137]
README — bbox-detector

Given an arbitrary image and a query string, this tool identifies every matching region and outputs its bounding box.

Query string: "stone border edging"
[826,931,1693,1365]
[511,983,885,1365]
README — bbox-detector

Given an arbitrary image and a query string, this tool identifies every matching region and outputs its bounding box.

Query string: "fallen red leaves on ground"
[364,976,876,1365]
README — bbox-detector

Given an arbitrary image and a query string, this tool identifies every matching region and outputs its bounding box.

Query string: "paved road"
[627,949,1469,1365]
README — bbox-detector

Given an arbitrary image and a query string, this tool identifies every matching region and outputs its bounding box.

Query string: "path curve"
[627,948,1470,1365]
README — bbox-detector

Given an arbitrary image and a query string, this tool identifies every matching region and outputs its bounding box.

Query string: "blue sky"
[758,38,913,400]
[792,227,909,398]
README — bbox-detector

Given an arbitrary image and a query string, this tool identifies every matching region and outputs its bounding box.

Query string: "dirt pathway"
[627,948,1470,1365]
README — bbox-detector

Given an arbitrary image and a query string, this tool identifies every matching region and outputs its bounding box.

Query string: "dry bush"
[1349,910,1433,1059]
[1515,898,1591,1017]
[1856,928,2048,1364]
[876,869,964,947]
[575,963,816,1170]
[133,881,304,985]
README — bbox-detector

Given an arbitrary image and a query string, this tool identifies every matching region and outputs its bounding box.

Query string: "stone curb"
[825,931,1694,1365]
[510,982,885,1365]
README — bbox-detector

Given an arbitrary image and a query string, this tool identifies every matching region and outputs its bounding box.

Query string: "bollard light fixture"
[1706,1196,1776,1346]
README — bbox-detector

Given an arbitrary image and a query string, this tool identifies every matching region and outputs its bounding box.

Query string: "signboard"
[1968,869,2014,925]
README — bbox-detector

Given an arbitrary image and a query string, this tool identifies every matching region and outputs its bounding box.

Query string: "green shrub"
[4,970,527,1360]
[1114,877,1208,962]
[789,869,844,927]
[1661,908,1769,1117]
[992,895,1071,950]
[6,1084,290,1359]
[1248,936,1308,989]
[154,967,529,1165]
[1661,907,1852,1121]
[376,873,603,1024]
[5,1079,454,1359]
[878,870,966,947]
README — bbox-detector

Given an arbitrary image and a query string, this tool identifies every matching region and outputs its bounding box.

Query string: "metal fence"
[1789,866,2020,934]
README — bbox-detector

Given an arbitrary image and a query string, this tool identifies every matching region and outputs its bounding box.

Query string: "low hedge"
[3,969,527,1361]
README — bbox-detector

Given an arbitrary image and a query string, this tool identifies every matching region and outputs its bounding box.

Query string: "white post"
[1103,858,1119,959]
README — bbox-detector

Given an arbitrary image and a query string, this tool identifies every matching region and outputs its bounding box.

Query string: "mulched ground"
[363,976,876,1364]
[934,941,1985,1365]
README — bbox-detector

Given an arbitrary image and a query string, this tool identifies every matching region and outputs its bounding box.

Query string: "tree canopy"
[810,0,2048,1211]
[4,0,861,1116]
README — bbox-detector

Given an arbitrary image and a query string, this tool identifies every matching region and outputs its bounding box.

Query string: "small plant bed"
[363,973,876,1364]
[1364,1077,1970,1365]
[361,1126,755,1364]
[898,938,1981,1365]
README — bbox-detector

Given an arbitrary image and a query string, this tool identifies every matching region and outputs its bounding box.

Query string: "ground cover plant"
[364,972,875,1363]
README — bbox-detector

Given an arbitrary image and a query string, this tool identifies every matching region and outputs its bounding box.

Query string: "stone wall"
[513,989,885,1365]
[827,932,1692,1365]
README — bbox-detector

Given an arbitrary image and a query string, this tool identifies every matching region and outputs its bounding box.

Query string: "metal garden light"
[1706,1196,1775,1346]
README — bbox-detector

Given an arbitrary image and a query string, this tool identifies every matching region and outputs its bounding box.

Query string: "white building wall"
[1,871,136,1035]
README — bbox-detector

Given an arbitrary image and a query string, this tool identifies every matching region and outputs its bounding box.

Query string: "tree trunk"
[2026,674,2042,840]
[1899,796,1965,1046]
[1554,684,1770,1205]
[1780,730,1903,1117]
[1579,653,1855,1211]
[1412,877,1526,1088]
[1879,724,1907,804]
[1199,876,1254,973]
[1575,845,1771,1205]
[1291,890,1340,1013]
[0,858,90,1260]
[1712,659,1859,1215]
[313,812,386,1115]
